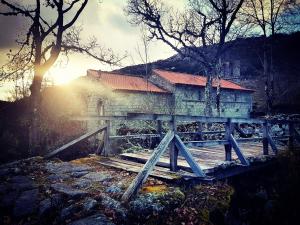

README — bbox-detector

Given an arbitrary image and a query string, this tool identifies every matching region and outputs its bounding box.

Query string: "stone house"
[84,69,253,134]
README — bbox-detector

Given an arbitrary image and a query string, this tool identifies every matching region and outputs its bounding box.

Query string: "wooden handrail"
[71,113,300,124]
[44,125,107,159]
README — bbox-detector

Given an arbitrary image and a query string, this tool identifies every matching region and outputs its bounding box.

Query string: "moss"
[198,208,210,223]
[142,185,168,193]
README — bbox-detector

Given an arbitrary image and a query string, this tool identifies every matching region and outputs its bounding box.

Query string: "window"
[199,90,204,101]
[97,99,104,116]
[234,93,238,102]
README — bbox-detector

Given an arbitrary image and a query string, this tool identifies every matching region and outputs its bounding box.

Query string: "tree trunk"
[263,37,271,115]
[29,70,44,155]
[204,73,213,116]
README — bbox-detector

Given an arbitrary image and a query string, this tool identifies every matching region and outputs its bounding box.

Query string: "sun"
[47,67,82,85]
[52,73,73,85]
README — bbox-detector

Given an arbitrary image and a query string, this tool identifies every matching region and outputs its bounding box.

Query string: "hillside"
[117,32,300,113]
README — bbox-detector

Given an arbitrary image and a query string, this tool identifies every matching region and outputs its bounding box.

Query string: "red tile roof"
[153,69,253,91]
[87,70,169,93]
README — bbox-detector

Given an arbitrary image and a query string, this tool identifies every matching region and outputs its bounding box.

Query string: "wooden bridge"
[45,113,300,201]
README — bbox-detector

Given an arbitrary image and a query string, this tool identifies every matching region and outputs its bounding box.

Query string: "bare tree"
[240,0,300,113]
[0,0,121,154]
[126,0,246,116]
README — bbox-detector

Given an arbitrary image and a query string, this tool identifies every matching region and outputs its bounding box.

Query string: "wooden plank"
[229,134,250,166]
[44,125,107,159]
[99,158,180,180]
[121,131,174,202]
[121,152,215,171]
[174,135,205,177]
[109,158,197,178]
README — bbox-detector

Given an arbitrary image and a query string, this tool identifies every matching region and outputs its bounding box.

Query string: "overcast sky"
[0,0,186,100]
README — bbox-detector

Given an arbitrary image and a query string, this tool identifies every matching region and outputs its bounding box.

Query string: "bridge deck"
[99,142,287,181]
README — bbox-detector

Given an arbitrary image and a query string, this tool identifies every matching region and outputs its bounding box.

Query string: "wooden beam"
[229,134,250,166]
[186,140,229,147]
[103,120,111,156]
[186,140,228,147]
[121,130,174,202]
[109,134,161,140]
[169,116,178,171]
[224,118,233,161]
[44,125,107,159]
[197,122,203,141]
[157,120,163,141]
[71,113,299,125]
[267,133,278,154]
[174,135,205,177]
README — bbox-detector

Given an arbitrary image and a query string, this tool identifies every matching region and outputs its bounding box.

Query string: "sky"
[0,0,186,100]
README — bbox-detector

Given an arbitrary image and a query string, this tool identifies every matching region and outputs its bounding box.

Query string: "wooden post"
[224,118,232,161]
[121,131,174,202]
[197,122,203,141]
[263,121,269,155]
[157,120,163,141]
[289,122,294,150]
[267,133,278,154]
[169,116,178,171]
[103,120,111,156]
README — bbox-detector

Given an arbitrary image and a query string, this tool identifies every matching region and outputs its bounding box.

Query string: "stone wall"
[174,85,252,117]
[86,88,173,135]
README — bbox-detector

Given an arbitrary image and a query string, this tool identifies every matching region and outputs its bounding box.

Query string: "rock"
[71,171,89,178]
[105,185,122,194]
[39,194,63,216]
[47,174,70,182]
[9,175,37,191]
[100,195,127,220]
[45,162,91,174]
[82,172,112,182]
[83,198,98,212]
[60,204,81,221]
[13,189,39,217]
[73,172,112,189]
[51,183,88,199]
[129,193,164,217]
[0,168,11,177]
[10,175,31,183]
[271,124,284,136]
[13,167,22,174]
[68,213,115,225]
[129,188,185,219]
[73,178,92,189]
[0,191,19,208]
